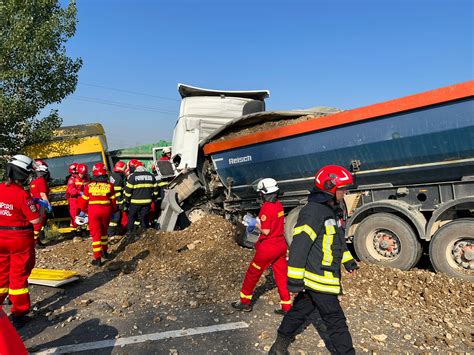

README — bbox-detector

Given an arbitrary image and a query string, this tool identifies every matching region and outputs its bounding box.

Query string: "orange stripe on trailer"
[203,80,474,155]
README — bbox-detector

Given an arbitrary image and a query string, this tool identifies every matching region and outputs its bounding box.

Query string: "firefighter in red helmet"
[0,155,40,329]
[78,163,116,266]
[108,161,126,236]
[66,163,88,233]
[269,165,358,355]
[123,160,157,233]
[29,160,52,248]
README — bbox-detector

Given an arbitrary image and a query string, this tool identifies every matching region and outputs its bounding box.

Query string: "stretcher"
[28,268,79,287]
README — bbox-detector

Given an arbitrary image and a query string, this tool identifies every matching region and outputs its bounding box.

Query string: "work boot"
[231,301,252,312]
[10,315,31,330]
[274,309,288,316]
[91,258,103,267]
[102,251,111,260]
[268,334,293,355]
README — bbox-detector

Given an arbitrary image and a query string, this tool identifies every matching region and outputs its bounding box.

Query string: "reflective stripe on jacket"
[124,171,157,205]
[287,200,355,295]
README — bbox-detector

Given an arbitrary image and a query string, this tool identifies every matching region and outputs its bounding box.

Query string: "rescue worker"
[78,163,116,266]
[0,155,40,329]
[269,165,359,355]
[107,161,126,236]
[231,178,291,314]
[123,160,158,233]
[159,147,171,161]
[30,160,52,247]
[65,162,78,184]
[66,163,88,232]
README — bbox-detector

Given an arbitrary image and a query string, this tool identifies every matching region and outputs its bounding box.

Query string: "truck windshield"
[43,153,103,186]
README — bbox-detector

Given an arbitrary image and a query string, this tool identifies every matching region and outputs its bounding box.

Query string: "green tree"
[0,0,82,160]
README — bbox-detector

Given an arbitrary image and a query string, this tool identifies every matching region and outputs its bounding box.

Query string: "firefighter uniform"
[107,171,125,236]
[0,183,39,317]
[66,174,87,229]
[79,181,116,260]
[239,200,292,312]
[30,176,49,242]
[276,192,358,354]
[123,169,158,231]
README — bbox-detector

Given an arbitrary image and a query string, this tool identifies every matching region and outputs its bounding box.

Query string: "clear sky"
[52,0,473,150]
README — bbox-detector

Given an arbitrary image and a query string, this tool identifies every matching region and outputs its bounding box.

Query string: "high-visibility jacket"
[124,171,158,206]
[287,192,358,295]
[110,172,125,206]
[79,181,116,212]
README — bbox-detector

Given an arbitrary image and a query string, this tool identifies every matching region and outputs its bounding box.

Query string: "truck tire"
[354,213,422,271]
[429,219,474,282]
[284,206,303,246]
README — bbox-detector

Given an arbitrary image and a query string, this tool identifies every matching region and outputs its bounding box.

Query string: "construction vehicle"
[159,81,474,281]
[22,123,111,235]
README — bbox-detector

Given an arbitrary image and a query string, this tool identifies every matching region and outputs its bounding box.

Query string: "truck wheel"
[354,213,422,270]
[284,206,303,246]
[429,219,474,281]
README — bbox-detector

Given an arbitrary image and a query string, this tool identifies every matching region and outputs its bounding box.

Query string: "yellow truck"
[23,123,111,235]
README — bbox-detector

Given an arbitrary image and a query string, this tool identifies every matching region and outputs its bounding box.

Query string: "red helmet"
[127,159,143,173]
[69,162,78,174]
[77,163,88,175]
[314,165,353,196]
[93,162,107,177]
[34,160,49,172]
[114,161,126,173]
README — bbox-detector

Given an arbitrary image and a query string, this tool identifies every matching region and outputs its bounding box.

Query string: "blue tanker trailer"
[201,81,474,281]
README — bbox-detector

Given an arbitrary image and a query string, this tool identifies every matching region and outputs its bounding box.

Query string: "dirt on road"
[27,214,473,353]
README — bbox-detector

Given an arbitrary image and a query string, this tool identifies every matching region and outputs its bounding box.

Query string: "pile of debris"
[112,215,250,306]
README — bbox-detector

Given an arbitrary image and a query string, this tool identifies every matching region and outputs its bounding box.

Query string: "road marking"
[32,321,249,354]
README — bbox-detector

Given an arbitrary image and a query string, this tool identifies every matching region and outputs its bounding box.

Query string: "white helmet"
[162,147,171,154]
[75,215,89,226]
[6,155,34,181]
[256,178,279,194]
[9,154,34,171]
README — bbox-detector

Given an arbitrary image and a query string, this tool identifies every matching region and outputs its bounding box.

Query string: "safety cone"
[0,308,27,355]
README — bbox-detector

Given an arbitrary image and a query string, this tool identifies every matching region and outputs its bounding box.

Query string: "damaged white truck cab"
[172,83,269,170]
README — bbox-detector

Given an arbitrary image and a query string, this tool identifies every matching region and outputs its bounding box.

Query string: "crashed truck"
[157,81,474,282]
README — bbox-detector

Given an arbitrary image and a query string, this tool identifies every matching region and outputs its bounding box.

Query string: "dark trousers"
[108,209,122,236]
[127,204,151,232]
[278,290,355,355]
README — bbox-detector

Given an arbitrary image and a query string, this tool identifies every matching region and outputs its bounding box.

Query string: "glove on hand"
[78,211,86,218]
[242,214,259,233]
[35,199,53,213]
[344,259,359,273]
[79,191,84,196]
